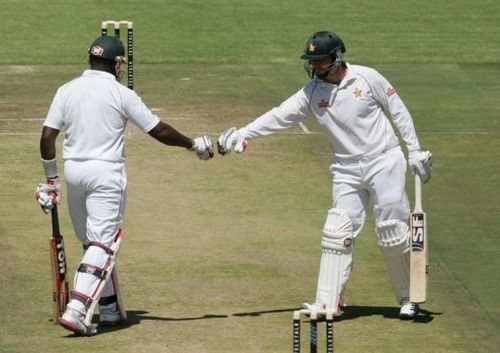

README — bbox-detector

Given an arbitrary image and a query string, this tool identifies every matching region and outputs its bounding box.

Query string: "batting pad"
[99,266,127,321]
[376,220,411,301]
[315,208,353,313]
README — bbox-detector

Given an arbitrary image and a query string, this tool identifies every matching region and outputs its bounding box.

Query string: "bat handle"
[414,174,422,211]
[51,204,60,236]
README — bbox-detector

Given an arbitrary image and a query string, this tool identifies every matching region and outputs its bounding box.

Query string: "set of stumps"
[293,310,335,353]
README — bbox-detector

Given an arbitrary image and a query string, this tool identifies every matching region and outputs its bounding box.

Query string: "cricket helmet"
[301,31,346,61]
[88,35,125,62]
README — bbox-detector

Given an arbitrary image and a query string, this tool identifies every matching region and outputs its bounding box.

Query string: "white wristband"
[41,158,58,178]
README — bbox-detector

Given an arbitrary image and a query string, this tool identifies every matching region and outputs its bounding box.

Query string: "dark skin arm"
[41,122,194,160]
[148,121,194,149]
[40,126,60,160]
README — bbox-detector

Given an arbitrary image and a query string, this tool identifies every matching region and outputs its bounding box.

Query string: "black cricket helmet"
[301,31,346,60]
[88,35,125,62]
[301,31,346,79]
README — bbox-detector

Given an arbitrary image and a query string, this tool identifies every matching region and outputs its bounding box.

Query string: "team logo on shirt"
[386,87,396,97]
[353,88,362,98]
[318,99,330,108]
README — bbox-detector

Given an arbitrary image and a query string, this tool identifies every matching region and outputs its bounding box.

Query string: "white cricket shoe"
[99,303,126,326]
[59,308,97,336]
[301,296,346,318]
[399,298,419,320]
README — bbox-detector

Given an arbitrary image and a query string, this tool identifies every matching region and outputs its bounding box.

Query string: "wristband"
[41,158,58,178]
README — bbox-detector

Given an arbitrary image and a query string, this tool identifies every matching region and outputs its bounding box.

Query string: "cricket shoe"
[399,297,419,320]
[99,303,126,326]
[59,308,97,336]
[301,296,346,319]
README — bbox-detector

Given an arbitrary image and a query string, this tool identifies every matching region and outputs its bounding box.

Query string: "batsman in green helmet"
[37,34,214,336]
[217,30,432,320]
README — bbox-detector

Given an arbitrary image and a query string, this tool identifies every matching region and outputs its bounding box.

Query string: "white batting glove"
[408,150,432,183]
[217,127,247,155]
[35,176,61,214]
[191,135,214,160]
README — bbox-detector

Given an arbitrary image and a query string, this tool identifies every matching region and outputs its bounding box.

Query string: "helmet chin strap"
[114,61,122,80]
[316,50,344,80]
[304,49,344,81]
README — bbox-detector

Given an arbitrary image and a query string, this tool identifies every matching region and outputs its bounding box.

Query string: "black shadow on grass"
[232,307,300,317]
[231,306,440,324]
[341,305,440,323]
[63,310,229,336]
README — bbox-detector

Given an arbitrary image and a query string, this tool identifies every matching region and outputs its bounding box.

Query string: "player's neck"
[326,64,347,85]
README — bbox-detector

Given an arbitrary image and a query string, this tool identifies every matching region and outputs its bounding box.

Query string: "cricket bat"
[49,204,69,322]
[409,174,428,303]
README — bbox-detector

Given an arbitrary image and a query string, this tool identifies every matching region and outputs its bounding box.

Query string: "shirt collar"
[82,69,116,80]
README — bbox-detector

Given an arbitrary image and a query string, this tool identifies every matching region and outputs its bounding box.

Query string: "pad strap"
[71,290,94,309]
[84,241,115,255]
[99,294,118,306]
[78,263,107,279]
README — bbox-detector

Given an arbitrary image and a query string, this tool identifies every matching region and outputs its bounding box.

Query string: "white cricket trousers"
[330,147,410,237]
[64,160,127,246]
[64,160,127,314]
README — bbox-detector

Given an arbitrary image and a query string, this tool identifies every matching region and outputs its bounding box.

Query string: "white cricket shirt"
[240,63,421,159]
[44,70,160,162]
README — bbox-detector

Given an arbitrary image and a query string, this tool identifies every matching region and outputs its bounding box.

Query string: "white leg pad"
[376,220,410,302]
[68,231,123,326]
[315,208,353,314]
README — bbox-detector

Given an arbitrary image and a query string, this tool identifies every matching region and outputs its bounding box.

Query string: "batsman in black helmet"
[217,30,432,320]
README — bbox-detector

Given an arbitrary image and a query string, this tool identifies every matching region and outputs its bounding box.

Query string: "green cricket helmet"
[88,35,125,62]
[301,31,346,61]
[301,31,346,79]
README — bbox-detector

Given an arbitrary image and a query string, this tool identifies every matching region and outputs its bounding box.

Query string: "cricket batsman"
[218,31,432,319]
[36,35,214,335]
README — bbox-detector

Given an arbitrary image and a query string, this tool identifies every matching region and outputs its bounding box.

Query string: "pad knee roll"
[375,220,410,257]
[322,208,353,251]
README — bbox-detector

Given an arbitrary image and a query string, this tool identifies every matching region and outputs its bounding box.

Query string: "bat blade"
[49,205,69,322]
[409,176,428,303]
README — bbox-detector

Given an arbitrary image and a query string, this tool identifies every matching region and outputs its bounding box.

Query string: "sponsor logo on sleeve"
[386,87,396,97]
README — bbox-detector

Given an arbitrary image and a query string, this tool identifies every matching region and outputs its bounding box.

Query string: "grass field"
[1,1,499,352]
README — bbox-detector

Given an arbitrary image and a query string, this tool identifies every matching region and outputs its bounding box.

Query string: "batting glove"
[191,135,214,160]
[36,176,61,214]
[217,127,247,155]
[408,150,432,183]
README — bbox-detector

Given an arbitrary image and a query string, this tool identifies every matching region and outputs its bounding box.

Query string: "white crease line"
[421,132,495,135]
[1,131,498,137]
[0,132,40,135]
[0,118,44,121]
[298,122,311,134]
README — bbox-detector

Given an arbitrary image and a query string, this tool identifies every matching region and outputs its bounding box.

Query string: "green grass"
[1,1,499,352]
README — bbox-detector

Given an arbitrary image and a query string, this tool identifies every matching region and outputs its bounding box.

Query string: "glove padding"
[191,135,214,160]
[217,127,247,155]
[408,150,432,183]
[36,176,61,214]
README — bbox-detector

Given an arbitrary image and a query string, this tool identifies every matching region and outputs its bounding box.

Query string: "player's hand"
[408,150,432,183]
[35,176,61,214]
[191,135,214,160]
[217,127,247,155]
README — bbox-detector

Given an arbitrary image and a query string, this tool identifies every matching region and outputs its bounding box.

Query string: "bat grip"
[414,174,422,211]
[51,204,61,236]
